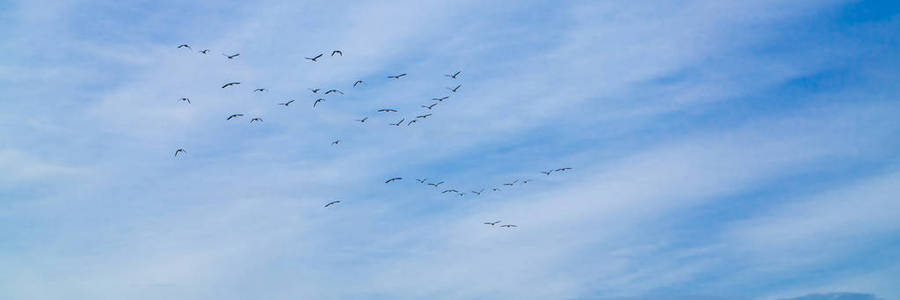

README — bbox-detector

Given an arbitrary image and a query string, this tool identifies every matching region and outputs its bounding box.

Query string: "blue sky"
[1,0,899,299]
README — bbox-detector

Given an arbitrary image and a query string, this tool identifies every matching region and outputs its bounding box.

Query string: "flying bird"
[492,187,501,192]
[522,179,531,184]
[503,180,519,187]
[324,200,340,208]
[471,189,485,195]
[387,73,407,79]
[356,117,368,123]
[253,88,266,92]
[390,119,405,126]
[198,49,209,54]
[444,71,461,79]
[407,119,417,126]
[332,140,340,145]
[432,96,449,101]
[179,97,190,104]
[416,178,427,184]
[378,109,398,113]
[447,85,461,93]
[177,44,191,49]
[174,148,186,157]
[324,89,343,95]
[416,114,432,119]
[385,177,402,183]
[223,53,240,59]
[222,82,240,88]
[541,170,553,175]
[250,117,263,123]
[421,103,438,110]
[442,189,459,194]
[353,80,364,87]
[500,224,518,228]
[555,167,573,172]
[484,220,501,226]
[278,99,295,106]
[332,50,342,56]
[427,181,444,187]
[309,88,321,93]
[305,53,323,62]
[226,114,244,120]
[313,98,325,107]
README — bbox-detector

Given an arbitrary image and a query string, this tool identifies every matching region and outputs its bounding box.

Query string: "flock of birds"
[171,44,573,229]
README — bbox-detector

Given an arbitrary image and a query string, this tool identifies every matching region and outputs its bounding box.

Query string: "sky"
[0,0,899,299]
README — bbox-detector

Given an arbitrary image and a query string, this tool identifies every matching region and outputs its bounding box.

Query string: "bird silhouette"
[484,220,501,226]
[503,180,519,186]
[416,178,427,184]
[324,89,343,95]
[353,80,364,87]
[226,114,244,120]
[177,44,191,49]
[324,200,340,208]
[541,170,553,175]
[442,189,459,194]
[378,109,398,113]
[278,99,295,106]
[492,187,501,192]
[471,189,485,195]
[198,49,209,54]
[390,119,405,126]
[387,73,407,79]
[421,103,438,110]
[385,177,402,183]
[223,53,240,59]
[432,96,449,101]
[332,50,342,56]
[313,98,325,107]
[428,181,444,187]
[253,88,266,92]
[555,167,573,172]
[332,140,340,145]
[222,82,240,88]
[407,119,417,126]
[356,117,368,123]
[250,117,263,123]
[179,97,190,104]
[500,224,517,228]
[309,88,321,93]
[444,71,461,79]
[305,53,323,62]
[447,85,461,93]
[416,114,432,119]
[174,148,186,157]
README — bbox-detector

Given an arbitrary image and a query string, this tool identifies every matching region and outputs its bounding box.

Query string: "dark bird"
[416,178,427,184]
[385,177,402,183]
[324,200,340,208]
[324,89,343,95]
[503,180,519,187]
[387,73,407,79]
[427,181,444,187]
[332,50,343,56]
[198,49,209,54]
[555,167,573,172]
[250,117,263,123]
[390,118,405,126]
[227,114,244,120]
[278,99,295,106]
[223,53,240,59]
[447,85,461,93]
[177,44,191,49]
[442,189,459,194]
[407,119,417,126]
[174,148,186,157]
[432,96,449,101]
[522,179,531,184]
[416,114,432,119]
[253,88,266,92]
[500,224,518,228]
[471,189,485,195]
[492,187,501,192]
[353,80,364,87]
[421,103,438,110]
[444,71,461,79]
[356,117,368,123]
[378,109,398,113]
[541,170,554,175]
[457,192,466,196]
[313,98,325,107]
[305,53,323,62]
[179,97,190,104]
[222,82,240,88]
[310,88,321,93]
[484,220,501,226]
[332,140,340,145]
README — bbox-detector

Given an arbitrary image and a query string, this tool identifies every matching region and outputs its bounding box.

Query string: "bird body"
[353,80,364,87]
[332,140,340,145]
[442,189,459,194]
[448,85,461,93]
[324,200,340,207]
[484,220,501,226]
[432,96,449,101]
[385,177,402,183]
[179,97,190,104]
[387,73,407,79]
[416,114,432,119]
[427,181,444,187]
[177,44,191,49]
[306,53,323,62]
[250,117,263,123]
[223,53,240,59]
[416,178,427,184]
[407,119,417,126]
[254,88,266,92]
[279,99,295,106]
[444,71,461,79]
[310,88,321,93]
[378,109,398,113]
[174,148,186,157]
[332,50,342,56]
[199,49,209,54]
[222,82,240,88]
[422,103,438,110]
[390,118,405,126]
[324,89,343,95]
[313,98,325,107]
[356,117,368,123]
[227,114,244,120]
[500,224,517,228]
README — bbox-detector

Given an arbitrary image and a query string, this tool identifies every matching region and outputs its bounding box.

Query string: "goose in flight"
[522,179,531,184]
[421,103,438,110]
[253,88,266,92]
[555,167,573,172]
[416,178,427,184]
[387,73,407,79]
[385,177,402,183]
[492,187,501,192]
[226,114,244,120]
[432,96,449,101]
[223,53,240,59]
[442,189,459,194]
[332,140,341,145]
[313,98,325,107]
[353,80,364,87]
[332,50,342,56]
[484,220,501,226]
[390,118,405,126]
[503,180,519,187]
[305,53,323,62]
[471,189,485,195]
[324,89,343,95]
[500,224,517,228]
[444,71,461,79]
[179,97,190,104]
[309,88,321,93]
[378,108,398,113]
[250,117,263,123]
[222,82,240,88]
[447,85,461,93]
[174,148,186,157]
[355,117,368,123]
[198,49,209,54]
[324,200,340,208]
[278,99,295,106]
[407,119,417,126]
[177,44,191,49]
[427,181,444,187]
[541,170,554,175]
[416,114,432,119]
